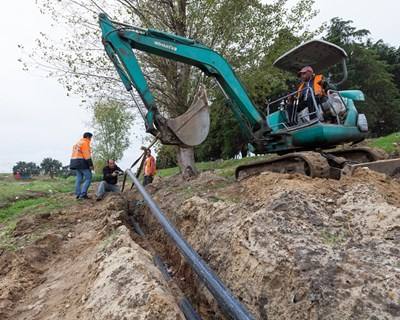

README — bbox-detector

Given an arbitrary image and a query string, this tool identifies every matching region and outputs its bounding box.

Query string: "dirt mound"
[136,169,400,319]
[0,194,184,320]
[2,167,400,320]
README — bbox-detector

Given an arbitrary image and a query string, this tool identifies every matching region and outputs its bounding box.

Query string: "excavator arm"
[99,14,270,148]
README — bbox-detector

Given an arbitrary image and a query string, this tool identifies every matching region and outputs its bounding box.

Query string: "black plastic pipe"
[125,169,255,320]
[128,213,202,320]
[179,298,203,320]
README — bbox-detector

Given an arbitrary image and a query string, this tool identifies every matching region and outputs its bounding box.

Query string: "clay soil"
[134,168,400,319]
[1,168,400,320]
[0,194,185,320]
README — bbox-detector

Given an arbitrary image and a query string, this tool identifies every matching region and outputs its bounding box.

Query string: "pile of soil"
[0,194,184,320]
[1,167,399,320]
[136,168,400,319]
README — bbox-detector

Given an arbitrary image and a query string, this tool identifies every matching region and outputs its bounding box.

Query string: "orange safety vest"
[71,138,92,160]
[70,138,93,169]
[297,74,325,98]
[144,155,156,176]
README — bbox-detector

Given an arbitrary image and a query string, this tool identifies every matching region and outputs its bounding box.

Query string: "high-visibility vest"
[70,138,93,169]
[297,74,325,98]
[144,155,156,176]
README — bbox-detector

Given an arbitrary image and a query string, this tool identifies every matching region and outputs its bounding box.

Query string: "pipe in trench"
[125,169,255,320]
[128,214,202,320]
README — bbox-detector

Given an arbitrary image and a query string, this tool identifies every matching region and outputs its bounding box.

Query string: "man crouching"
[96,159,123,201]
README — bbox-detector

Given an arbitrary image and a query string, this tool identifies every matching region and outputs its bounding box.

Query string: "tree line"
[13,158,69,178]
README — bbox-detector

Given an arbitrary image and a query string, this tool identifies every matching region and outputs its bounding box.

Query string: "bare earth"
[0,195,184,320]
[1,168,400,319]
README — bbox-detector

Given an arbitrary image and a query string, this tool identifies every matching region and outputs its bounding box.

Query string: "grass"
[0,195,75,250]
[0,176,78,250]
[368,132,400,154]
[157,155,271,178]
[321,230,346,246]
[0,196,74,222]
[0,177,75,205]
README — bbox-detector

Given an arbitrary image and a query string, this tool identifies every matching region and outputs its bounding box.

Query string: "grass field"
[0,176,77,250]
[368,132,400,154]
[0,176,74,204]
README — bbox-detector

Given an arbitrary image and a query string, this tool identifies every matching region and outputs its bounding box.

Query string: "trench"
[120,170,255,320]
[123,197,222,319]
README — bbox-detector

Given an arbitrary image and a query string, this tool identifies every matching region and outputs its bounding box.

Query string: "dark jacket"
[103,165,122,185]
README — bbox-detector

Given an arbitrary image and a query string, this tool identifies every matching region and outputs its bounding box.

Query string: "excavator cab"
[271,40,352,129]
[236,40,400,180]
[258,40,369,153]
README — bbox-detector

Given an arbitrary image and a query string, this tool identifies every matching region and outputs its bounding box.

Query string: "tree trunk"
[177,146,198,179]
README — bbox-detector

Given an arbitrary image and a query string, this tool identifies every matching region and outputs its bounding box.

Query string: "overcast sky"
[0,1,399,172]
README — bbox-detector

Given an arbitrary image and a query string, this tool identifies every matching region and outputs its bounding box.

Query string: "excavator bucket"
[166,86,210,147]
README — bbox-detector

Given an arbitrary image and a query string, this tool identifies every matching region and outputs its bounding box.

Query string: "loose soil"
[133,168,400,319]
[1,167,400,319]
[0,194,184,320]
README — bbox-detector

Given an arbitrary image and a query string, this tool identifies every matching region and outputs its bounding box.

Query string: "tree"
[28,0,317,174]
[40,158,63,178]
[156,144,178,169]
[92,99,134,162]
[12,162,40,177]
[60,165,75,178]
[370,40,400,92]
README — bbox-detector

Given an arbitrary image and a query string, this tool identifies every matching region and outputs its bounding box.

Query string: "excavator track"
[326,146,388,162]
[236,147,400,181]
[235,151,330,180]
[330,146,400,178]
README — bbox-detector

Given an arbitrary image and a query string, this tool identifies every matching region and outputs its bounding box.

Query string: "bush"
[156,145,177,169]
[12,161,40,177]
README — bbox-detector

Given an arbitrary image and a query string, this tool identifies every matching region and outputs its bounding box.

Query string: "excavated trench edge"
[123,170,255,320]
[124,211,202,320]
[127,204,218,319]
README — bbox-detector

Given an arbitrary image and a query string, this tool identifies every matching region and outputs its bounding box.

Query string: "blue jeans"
[96,181,120,198]
[75,169,92,198]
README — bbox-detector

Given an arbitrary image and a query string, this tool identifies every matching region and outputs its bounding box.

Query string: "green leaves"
[40,158,63,178]
[325,18,400,136]
[92,99,134,162]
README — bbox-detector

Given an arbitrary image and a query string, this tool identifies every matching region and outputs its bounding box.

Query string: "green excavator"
[99,14,400,179]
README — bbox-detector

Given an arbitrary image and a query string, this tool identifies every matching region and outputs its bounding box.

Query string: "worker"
[287,66,328,124]
[95,159,123,201]
[70,132,94,200]
[143,148,156,186]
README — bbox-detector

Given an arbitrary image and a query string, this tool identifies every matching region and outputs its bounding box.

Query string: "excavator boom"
[99,14,269,148]
[100,14,400,180]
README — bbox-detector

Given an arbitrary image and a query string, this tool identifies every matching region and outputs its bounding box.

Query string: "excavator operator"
[287,66,328,124]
